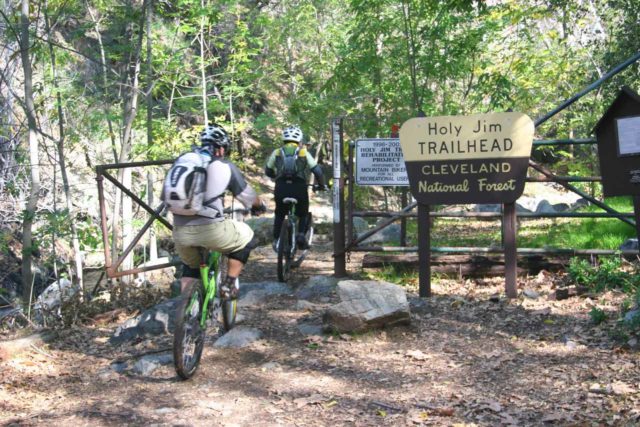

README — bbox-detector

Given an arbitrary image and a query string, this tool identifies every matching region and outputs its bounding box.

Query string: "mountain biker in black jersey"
[264,125,327,252]
[171,124,266,299]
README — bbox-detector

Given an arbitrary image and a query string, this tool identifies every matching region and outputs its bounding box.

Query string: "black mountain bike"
[277,188,318,282]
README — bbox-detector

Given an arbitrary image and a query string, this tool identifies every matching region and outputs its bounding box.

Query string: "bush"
[567,256,640,293]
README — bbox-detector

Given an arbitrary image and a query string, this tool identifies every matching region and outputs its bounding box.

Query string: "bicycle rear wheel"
[277,220,292,282]
[173,282,206,380]
[216,255,237,331]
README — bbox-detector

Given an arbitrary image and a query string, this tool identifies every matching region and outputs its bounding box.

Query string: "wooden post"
[400,188,408,246]
[332,118,347,277]
[503,202,518,298]
[418,203,431,297]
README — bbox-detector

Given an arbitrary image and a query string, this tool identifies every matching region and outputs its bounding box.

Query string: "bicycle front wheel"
[277,221,292,282]
[173,282,206,380]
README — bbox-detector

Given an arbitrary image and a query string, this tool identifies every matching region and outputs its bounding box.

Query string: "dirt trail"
[2,235,640,426]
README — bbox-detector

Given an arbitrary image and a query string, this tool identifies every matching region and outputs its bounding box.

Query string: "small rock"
[623,309,639,324]
[297,321,324,336]
[611,381,635,396]
[133,353,173,376]
[110,361,128,373]
[214,326,262,348]
[260,362,282,372]
[523,289,539,299]
[489,294,501,303]
[564,340,578,350]
[295,300,320,311]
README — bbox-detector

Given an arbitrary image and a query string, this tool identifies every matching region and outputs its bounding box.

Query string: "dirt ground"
[2,238,640,426]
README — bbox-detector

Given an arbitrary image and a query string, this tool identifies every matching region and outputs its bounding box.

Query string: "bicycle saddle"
[283,197,298,204]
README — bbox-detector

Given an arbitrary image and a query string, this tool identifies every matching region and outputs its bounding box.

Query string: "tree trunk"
[44,5,84,298]
[87,2,119,163]
[19,0,41,306]
[199,0,208,123]
[112,0,147,293]
[146,0,157,261]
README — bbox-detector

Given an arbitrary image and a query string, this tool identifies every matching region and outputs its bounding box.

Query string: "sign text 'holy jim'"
[399,112,535,204]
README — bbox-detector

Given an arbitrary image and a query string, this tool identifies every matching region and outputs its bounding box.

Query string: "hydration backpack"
[278,146,301,180]
[162,149,218,218]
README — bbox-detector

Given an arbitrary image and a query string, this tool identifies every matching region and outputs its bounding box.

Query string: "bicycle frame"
[184,250,222,327]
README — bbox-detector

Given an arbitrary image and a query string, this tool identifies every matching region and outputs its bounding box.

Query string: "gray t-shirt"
[173,157,256,226]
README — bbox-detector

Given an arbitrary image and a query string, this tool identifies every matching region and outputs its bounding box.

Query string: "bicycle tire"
[277,220,292,282]
[217,255,237,331]
[173,282,206,380]
[306,212,314,247]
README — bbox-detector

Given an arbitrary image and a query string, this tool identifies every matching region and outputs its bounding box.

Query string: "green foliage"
[589,307,607,325]
[567,256,640,293]
[366,263,417,287]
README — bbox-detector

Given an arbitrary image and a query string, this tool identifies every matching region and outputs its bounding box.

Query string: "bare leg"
[227,258,244,278]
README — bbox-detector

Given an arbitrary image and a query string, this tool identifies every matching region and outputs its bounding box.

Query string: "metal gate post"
[332,118,347,277]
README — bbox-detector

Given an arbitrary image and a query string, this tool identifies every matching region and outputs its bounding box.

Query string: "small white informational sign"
[616,116,640,156]
[355,138,409,186]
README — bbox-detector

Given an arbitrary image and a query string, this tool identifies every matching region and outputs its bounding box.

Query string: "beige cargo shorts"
[173,219,254,267]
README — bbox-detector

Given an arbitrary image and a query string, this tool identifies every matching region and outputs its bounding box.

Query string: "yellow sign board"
[399,112,534,204]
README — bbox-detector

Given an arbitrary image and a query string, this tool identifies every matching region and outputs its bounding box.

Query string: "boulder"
[245,217,274,246]
[34,278,80,314]
[238,281,292,307]
[110,298,179,345]
[295,275,337,301]
[359,223,401,244]
[323,280,411,333]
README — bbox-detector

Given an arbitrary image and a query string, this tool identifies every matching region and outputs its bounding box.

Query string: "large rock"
[34,278,80,316]
[246,217,274,246]
[295,275,337,301]
[110,298,179,345]
[238,281,292,307]
[323,280,411,333]
[359,223,401,244]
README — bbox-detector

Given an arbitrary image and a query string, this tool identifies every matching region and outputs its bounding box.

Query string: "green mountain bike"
[173,209,246,380]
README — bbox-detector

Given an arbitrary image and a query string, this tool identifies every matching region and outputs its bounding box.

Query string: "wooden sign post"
[399,112,535,297]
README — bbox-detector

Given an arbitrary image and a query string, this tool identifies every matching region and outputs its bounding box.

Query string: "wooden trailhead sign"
[399,112,535,204]
[399,112,535,299]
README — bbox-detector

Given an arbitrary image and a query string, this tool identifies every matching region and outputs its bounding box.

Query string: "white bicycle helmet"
[282,125,303,143]
[200,123,230,148]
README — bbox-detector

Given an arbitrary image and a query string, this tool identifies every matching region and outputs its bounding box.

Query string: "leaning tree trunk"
[19,0,41,306]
